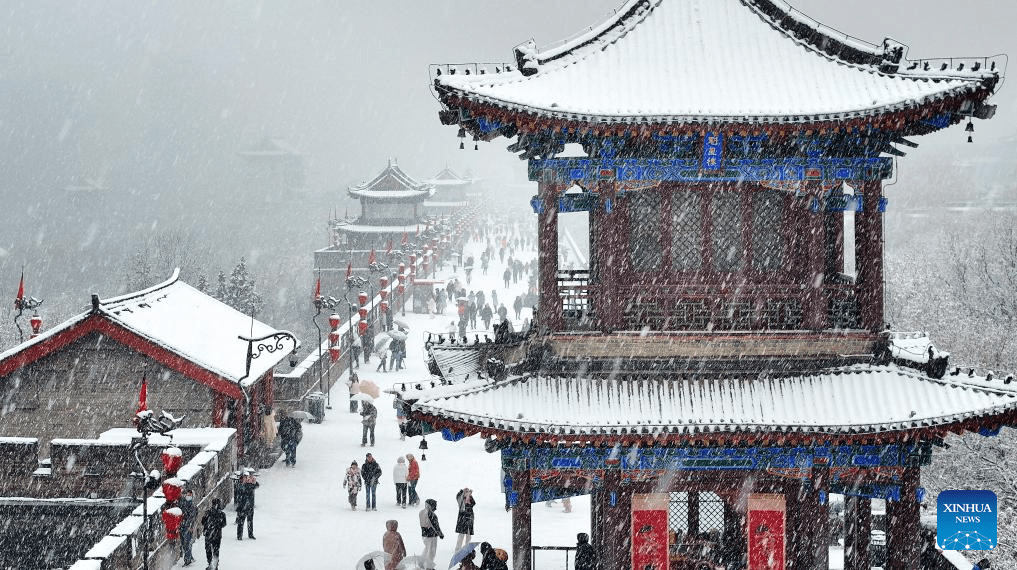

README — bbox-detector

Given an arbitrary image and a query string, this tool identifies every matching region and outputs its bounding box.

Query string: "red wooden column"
[803,183,828,330]
[511,468,533,570]
[855,180,885,331]
[596,178,625,332]
[886,467,921,570]
[537,170,564,332]
[601,469,631,570]
[812,467,831,570]
[786,479,814,570]
[844,495,872,570]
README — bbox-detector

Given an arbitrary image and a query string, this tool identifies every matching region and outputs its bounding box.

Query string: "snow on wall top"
[348,159,434,200]
[412,364,1017,438]
[435,0,1000,124]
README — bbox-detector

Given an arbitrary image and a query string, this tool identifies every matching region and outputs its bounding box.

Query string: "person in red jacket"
[406,453,420,506]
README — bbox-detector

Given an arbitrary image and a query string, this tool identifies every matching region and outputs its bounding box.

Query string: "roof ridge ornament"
[514,40,539,76]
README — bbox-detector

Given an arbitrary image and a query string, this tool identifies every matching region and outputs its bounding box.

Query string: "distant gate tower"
[415,2,1009,570]
[314,159,433,293]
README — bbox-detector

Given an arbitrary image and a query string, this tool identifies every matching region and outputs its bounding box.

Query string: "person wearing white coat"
[393,456,409,508]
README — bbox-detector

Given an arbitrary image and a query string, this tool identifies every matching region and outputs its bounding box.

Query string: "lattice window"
[668,300,710,330]
[671,190,702,271]
[761,299,803,330]
[716,301,754,330]
[668,492,725,539]
[829,296,860,329]
[629,192,662,272]
[711,191,743,271]
[752,190,784,271]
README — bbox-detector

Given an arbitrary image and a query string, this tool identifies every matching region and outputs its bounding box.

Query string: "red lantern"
[160,447,183,477]
[358,307,368,320]
[161,477,184,503]
[380,301,388,313]
[380,290,388,301]
[409,254,417,266]
[422,261,429,274]
[358,321,369,335]
[397,285,405,295]
[358,291,368,306]
[329,347,341,362]
[29,315,42,335]
[328,314,340,330]
[398,263,405,274]
[379,276,389,289]
[432,254,438,265]
[162,506,183,540]
[328,331,340,346]
[397,274,405,284]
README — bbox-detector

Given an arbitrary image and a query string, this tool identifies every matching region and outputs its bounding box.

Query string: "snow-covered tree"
[214,258,264,317]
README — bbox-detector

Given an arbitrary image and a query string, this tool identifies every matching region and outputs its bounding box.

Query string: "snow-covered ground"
[172,227,850,570]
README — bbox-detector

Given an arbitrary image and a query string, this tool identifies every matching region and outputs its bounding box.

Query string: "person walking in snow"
[343,460,362,510]
[497,305,508,323]
[179,489,198,567]
[575,533,596,570]
[347,372,361,414]
[393,456,409,508]
[234,468,258,540]
[361,400,378,446]
[454,488,476,552]
[513,296,523,320]
[361,453,382,511]
[480,304,493,330]
[199,498,227,570]
[278,415,302,467]
[351,333,362,369]
[406,453,421,506]
[419,499,444,570]
[383,520,407,570]
[503,267,511,289]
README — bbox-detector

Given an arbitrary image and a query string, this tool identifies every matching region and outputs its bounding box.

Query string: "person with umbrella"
[361,398,378,447]
[278,413,303,467]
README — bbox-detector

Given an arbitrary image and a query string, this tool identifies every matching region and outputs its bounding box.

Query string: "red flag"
[314,276,321,299]
[345,262,352,281]
[401,232,408,246]
[14,270,24,310]
[386,239,393,255]
[137,375,148,415]
[368,248,377,264]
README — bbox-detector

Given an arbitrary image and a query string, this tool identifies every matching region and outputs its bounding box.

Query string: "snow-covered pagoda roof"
[410,365,1017,444]
[433,0,1002,133]
[0,270,298,395]
[425,167,473,187]
[348,159,434,201]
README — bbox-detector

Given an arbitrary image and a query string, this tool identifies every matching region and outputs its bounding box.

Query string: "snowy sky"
[2,0,1013,193]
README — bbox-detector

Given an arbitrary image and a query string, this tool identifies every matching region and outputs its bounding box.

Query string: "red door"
[748,509,785,570]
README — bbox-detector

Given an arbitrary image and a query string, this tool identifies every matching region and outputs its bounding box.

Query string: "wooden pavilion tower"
[409,1,1010,570]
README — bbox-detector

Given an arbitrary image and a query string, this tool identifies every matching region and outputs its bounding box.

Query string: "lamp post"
[344,274,369,381]
[368,261,389,330]
[237,330,298,458]
[13,295,43,342]
[313,296,340,409]
[386,250,404,316]
[130,407,184,570]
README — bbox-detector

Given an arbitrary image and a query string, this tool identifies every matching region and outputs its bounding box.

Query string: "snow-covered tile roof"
[349,159,434,200]
[412,365,1017,439]
[96,272,295,386]
[0,270,297,388]
[332,222,429,235]
[436,0,1000,125]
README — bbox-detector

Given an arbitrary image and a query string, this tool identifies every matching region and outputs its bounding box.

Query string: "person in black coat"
[361,453,382,511]
[479,542,507,570]
[454,488,476,552]
[234,469,259,540]
[278,416,303,467]
[575,533,595,570]
[200,498,227,569]
[179,489,198,566]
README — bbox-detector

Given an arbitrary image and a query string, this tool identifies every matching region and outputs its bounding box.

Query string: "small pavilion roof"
[426,167,473,187]
[434,0,1002,132]
[410,364,1017,443]
[349,159,434,200]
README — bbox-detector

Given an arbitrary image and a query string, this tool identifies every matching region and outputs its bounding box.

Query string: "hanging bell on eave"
[458,127,466,150]
[966,120,974,143]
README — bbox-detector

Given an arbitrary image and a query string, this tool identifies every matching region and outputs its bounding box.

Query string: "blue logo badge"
[937,490,996,550]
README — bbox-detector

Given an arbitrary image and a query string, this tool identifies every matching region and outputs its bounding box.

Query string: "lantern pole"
[344,275,369,381]
[312,296,339,408]
[130,405,183,570]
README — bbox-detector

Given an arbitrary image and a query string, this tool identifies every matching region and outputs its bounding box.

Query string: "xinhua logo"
[937,490,997,550]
